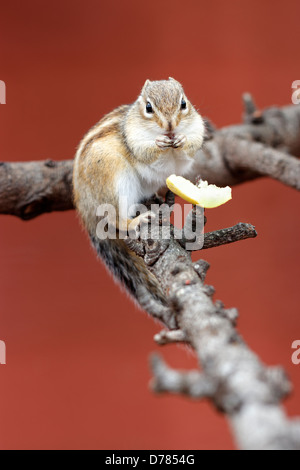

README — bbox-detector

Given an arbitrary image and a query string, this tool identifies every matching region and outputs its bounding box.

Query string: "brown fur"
[73,78,204,321]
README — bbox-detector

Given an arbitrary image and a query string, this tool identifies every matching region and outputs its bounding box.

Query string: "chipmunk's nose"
[162,115,176,133]
[164,120,176,139]
[167,119,176,132]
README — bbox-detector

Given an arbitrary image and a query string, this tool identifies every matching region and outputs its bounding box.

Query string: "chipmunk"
[73,78,205,326]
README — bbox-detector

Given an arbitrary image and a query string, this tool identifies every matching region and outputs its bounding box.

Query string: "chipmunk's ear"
[141,79,151,94]
[169,77,181,86]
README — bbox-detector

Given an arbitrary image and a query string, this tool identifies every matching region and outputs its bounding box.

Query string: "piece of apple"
[166,175,232,208]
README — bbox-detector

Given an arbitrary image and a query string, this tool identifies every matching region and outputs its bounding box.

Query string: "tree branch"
[203,222,257,249]
[153,328,188,345]
[221,137,300,190]
[179,222,257,250]
[0,100,299,220]
[131,218,300,450]
[150,353,216,399]
[0,160,74,220]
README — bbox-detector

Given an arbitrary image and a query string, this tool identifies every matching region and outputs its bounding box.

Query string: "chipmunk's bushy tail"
[90,236,175,328]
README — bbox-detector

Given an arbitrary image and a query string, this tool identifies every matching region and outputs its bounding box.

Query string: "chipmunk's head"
[137,77,200,136]
[124,78,204,160]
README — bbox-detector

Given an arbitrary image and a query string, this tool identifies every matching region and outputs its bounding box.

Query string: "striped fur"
[73,78,204,322]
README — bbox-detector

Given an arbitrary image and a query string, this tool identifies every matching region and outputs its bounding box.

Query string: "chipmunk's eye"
[146,101,153,113]
[181,99,187,110]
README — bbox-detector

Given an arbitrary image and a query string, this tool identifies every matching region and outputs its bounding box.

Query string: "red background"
[0,0,300,450]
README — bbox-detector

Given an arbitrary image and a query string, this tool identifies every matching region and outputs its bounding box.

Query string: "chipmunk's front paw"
[172,134,187,149]
[156,135,173,149]
[128,211,156,239]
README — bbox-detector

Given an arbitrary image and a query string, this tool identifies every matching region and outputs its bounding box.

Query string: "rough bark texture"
[0,160,73,220]
[132,220,300,450]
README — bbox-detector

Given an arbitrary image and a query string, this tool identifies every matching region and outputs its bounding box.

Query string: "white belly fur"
[136,148,194,195]
[117,149,195,219]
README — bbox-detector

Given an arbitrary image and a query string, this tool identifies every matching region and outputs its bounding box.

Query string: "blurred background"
[0,0,299,450]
